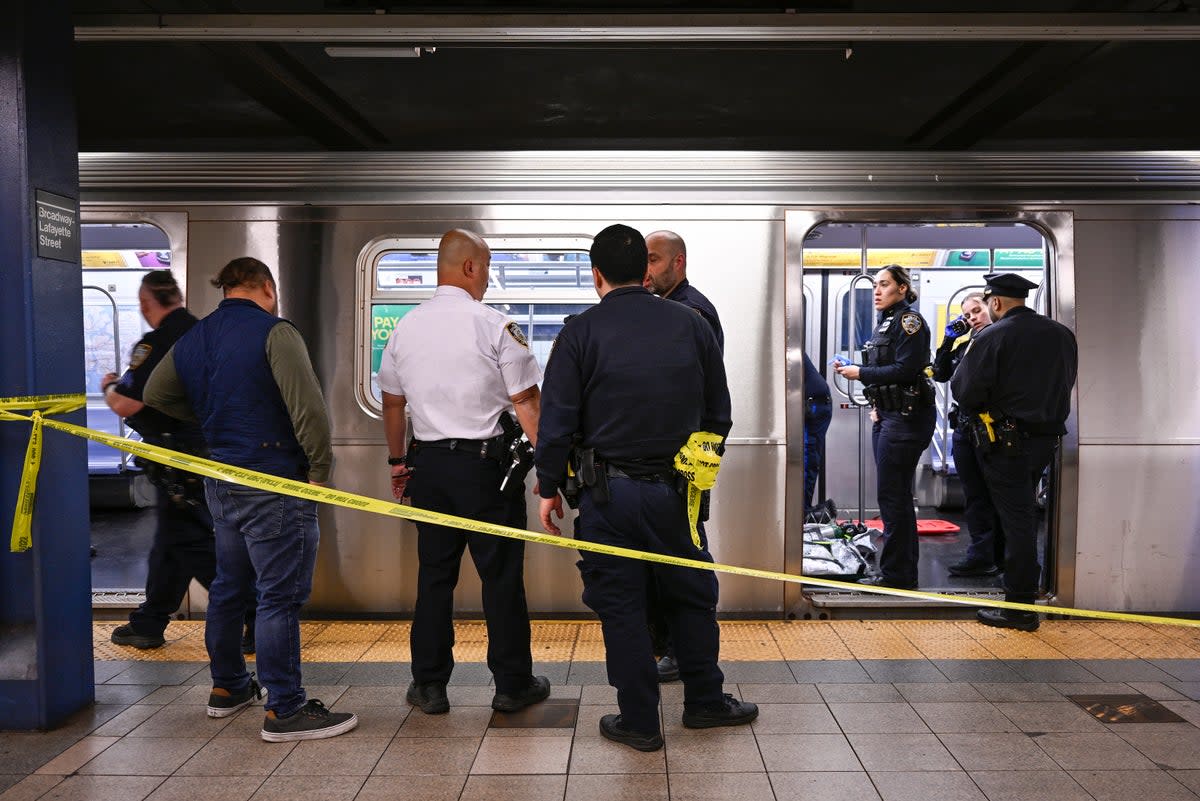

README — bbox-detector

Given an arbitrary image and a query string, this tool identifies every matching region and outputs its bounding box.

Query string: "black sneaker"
[977,608,1040,632]
[948,560,1001,577]
[656,654,680,683]
[110,624,165,650]
[261,699,357,742]
[207,674,263,718]
[406,681,449,714]
[491,676,551,713]
[599,714,664,752]
[681,694,759,729]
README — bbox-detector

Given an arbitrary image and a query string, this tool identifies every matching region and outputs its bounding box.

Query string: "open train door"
[783,209,1079,619]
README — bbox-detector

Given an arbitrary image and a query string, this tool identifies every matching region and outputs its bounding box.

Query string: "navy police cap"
[982,272,1038,299]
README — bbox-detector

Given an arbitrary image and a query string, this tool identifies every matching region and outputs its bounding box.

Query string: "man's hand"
[835,363,861,381]
[391,464,413,500]
[100,372,118,392]
[539,495,564,536]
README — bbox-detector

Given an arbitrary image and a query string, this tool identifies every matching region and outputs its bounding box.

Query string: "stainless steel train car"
[77,152,1200,619]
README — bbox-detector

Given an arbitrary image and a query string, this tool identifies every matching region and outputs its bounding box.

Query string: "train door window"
[359,236,596,412]
[80,222,172,475]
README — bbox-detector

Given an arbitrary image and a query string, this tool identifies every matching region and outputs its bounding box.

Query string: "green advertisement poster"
[371,304,418,373]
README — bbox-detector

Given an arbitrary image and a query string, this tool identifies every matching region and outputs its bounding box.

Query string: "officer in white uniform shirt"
[378,229,551,716]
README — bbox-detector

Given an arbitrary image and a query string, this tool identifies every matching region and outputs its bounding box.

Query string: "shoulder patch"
[900,312,924,336]
[505,321,530,349]
[129,343,152,369]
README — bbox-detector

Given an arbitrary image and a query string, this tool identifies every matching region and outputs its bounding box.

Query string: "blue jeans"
[204,479,319,716]
[803,396,833,511]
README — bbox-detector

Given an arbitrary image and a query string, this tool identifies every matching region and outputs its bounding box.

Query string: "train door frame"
[783,208,1079,618]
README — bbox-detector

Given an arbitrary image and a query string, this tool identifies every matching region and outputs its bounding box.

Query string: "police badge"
[505,321,530,348]
[900,312,923,335]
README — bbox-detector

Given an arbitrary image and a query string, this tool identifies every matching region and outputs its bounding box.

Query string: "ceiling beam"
[74,12,1200,43]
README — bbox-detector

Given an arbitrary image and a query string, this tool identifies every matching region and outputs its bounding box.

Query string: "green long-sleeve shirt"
[144,322,333,483]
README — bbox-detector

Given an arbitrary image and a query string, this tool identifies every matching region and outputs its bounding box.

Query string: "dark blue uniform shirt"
[666,278,724,353]
[535,285,731,498]
[951,306,1078,431]
[858,300,931,387]
[115,306,204,448]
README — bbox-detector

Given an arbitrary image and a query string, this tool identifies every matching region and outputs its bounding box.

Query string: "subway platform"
[3,619,1200,801]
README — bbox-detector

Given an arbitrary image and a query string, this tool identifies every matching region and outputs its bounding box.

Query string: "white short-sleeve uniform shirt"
[377,285,542,441]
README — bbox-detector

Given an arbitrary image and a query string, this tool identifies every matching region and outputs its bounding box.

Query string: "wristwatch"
[387,455,407,466]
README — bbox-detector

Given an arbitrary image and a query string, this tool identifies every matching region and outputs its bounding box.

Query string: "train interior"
[84,218,1054,615]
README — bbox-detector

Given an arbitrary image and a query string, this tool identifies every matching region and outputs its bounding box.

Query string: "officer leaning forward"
[378,229,550,716]
[835,264,936,590]
[535,224,757,753]
[951,273,1078,632]
[103,270,253,652]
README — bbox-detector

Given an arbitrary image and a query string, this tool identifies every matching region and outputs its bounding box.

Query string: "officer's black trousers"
[128,487,217,636]
[977,435,1057,604]
[576,477,725,736]
[951,430,1005,567]
[872,409,935,588]
[408,448,534,694]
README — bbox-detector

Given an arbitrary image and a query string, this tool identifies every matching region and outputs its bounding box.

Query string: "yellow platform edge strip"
[5,393,1199,630]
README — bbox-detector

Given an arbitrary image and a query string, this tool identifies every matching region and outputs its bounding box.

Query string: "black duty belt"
[412,436,505,461]
[605,463,675,484]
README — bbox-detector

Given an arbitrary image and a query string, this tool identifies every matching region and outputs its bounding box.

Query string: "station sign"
[34,190,78,262]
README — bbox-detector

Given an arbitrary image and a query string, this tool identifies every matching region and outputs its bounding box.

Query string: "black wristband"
[387,455,407,466]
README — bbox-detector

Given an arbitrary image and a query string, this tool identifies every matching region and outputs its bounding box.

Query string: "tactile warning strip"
[93,619,1200,662]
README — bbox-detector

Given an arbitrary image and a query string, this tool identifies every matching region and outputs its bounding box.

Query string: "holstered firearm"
[561,434,583,509]
[133,432,208,510]
[498,411,534,498]
[967,411,1023,453]
[576,446,610,505]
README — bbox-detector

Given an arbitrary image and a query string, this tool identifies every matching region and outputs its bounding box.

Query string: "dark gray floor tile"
[1127,681,1190,701]
[296,663,352,686]
[787,660,871,684]
[860,660,948,683]
[448,663,494,686]
[1002,660,1101,683]
[1166,682,1200,701]
[750,704,841,735]
[995,701,1106,733]
[145,775,266,801]
[895,683,985,703]
[912,702,1017,733]
[755,733,861,772]
[1068,769,1200,801]
[94,661,137,684]
[0,774,24,794]
[56,704,129,737]
[1034,731,1158,770]
[248,775,365,801]
[769,772,880,801]
[338,663,413,686]
[847,733,958,771]
[93,685,159,706]
[0,733,80,774]
[566,662,609,685]
[529,663,570,685]
[106,663,208,686]
[938,732,1059,771]
[738,683,822,704]
[1074,659,1176,683]
[716,661,796,684]
[1115,730,1200,769]
[664,772,775,800]
[970,683,1062,703]
[818,683,903,703]
[1151,660,1200,682]
[1170,770,1200,795]
[933,660,1022,683]
[829,703,930,734]
[30,774,165,801]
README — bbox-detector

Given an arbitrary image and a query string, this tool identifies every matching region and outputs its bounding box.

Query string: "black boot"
[976,608,1039,632]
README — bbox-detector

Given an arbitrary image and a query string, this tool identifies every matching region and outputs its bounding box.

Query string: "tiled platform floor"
[4,620,1200,800]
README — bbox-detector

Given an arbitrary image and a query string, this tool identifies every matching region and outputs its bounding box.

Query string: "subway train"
[77,151,1200,619]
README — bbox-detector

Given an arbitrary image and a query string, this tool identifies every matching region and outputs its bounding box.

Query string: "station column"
[0,0,93,729]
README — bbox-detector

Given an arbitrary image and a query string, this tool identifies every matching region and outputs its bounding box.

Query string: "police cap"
[982,272,1039,299]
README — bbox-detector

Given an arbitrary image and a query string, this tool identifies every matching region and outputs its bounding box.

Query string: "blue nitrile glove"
[829,355,852,368]
[945,317,969,339]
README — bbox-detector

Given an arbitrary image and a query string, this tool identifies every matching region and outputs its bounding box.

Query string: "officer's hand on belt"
[540,494,564,536]
[390,464,413,500]
[100,372,119,393]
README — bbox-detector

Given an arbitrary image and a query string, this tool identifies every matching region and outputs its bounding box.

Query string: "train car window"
[361,237,596,412]
[80,222,172,475]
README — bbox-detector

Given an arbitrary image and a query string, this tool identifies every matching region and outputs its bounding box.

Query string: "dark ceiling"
[71,1,1200,151]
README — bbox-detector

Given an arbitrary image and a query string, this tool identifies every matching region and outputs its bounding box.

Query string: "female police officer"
[835,265,935,590]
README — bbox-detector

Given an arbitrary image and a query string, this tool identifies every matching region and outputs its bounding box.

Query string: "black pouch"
[579,448,609,505]
[899,384,920,417]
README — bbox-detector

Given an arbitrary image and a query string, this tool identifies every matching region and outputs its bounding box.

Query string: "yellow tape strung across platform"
[4,393,1200,629]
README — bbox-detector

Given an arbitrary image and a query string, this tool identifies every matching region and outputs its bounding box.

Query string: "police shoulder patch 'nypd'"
[900,312,924,336]
[505,321,530,349]
[129,343,152,369]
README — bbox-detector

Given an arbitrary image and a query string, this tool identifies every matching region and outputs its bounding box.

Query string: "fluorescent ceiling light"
[324,46,431,58]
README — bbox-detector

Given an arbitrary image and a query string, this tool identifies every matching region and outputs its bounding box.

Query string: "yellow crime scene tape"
[4,393,1200,629]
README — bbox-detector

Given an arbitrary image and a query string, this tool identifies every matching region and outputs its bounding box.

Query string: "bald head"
[437,229,491,300]
[644,230,687,297]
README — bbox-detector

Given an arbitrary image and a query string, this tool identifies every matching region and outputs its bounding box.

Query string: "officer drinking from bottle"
[951,273,1077,631]
[378,229,551,715]
[535,224,756,752]
[835,264,936,590]
[931,292,1004,577]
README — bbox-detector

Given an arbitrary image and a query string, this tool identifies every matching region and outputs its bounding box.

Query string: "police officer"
[535,224,757,753]
[377,229,550,716]
[103,270,218,650]
[802,351,833,517]
[835,265,935,590]
[951,273,1077,631]
[642,230,724,683]
[931,292,1004,577]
